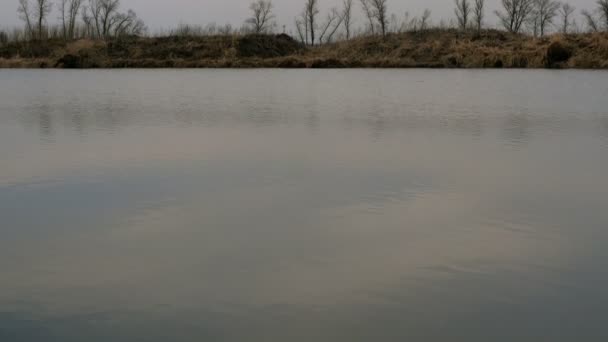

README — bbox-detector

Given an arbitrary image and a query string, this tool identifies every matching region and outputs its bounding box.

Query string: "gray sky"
[0,0,598,33]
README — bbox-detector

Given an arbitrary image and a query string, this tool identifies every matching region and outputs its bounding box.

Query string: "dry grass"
[0,57,52,68]
[1,30,608,69]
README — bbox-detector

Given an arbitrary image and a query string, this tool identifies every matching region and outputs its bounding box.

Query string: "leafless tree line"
[490,0,608,34]
[12,0,144,41]
[4,0,608,46]
[291,0,605,45]
[247,0,606,38]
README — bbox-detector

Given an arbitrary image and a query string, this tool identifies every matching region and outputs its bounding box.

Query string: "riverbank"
[1,30,607,69]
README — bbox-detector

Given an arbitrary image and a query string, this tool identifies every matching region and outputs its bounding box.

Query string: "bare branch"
[531,0,560,36]
[420,9,431,31]
[303,0,319,45]
[342,0,353,40]
[559,3,575,34]
[246,0,275,34]
[361,0,388,37]
[17,0,34,39]
[359,0,375,35]
[495,0,535,33]
[454,0,471,30]
[473,0,485,34]
[581,9,600,32]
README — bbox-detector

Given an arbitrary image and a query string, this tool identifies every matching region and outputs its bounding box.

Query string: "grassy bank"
[1,30,608,69]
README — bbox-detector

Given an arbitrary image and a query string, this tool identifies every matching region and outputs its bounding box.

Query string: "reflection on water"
[502,111,530,146]
[1,70,608,341]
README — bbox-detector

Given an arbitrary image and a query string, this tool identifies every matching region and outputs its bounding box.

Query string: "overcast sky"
[0,0,598,32]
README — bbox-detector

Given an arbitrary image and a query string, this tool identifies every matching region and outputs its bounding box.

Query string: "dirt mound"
[237,34,303,58]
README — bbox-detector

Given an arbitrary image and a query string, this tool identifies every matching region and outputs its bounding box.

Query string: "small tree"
[532,0,560,36]
[99,0,120,38]
[360,0,375,34]
[35,0,52,40]
[113,9,145,37]
[599,0,608,29]
[581,9,601,32]
[304,0,319,45]
[495,0,535,33]
[17,0,34,39]
[81,5,94,37]
[454,0,471,30]
[420,9,431,31]
[86,0,145,39]
[59,0,68,39]
[318,8,344,43]
[473,0,485,34]
[68,0,83,39]
[88,0,120,39]
[342,0,353,39]
[294,11,307,44]
[84,0,146,39]
[246,0,275,34]
[559,3,575,33]
[369,0,389,37]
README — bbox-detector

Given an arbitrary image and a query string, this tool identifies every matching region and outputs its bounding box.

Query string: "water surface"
[1,69,608,341]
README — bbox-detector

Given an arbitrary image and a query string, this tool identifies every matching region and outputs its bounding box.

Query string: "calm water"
[1,69,608,341]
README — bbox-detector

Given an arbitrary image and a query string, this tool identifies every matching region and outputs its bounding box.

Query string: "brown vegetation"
[1,30,608,69]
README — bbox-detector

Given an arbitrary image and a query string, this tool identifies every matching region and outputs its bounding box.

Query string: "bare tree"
[599,0,608,29]
[294,12,307,43]
[399,11,416,32]
[88,0,119,39]
[59,0,68,39]
[495,0,535,33]
[88,0,102,38]
[68,0,83,39]
[99,0,120,38]
[360,0,375,34]
[363,0,388,37]
[342,0,353,39]
[473,0,485,34]
[559,3,575,33]
[420,9,431,31]
[373,0,389,37]
[454,0,471,30]
[59,0,82,39]
[532,0,560,36]
[246,0,275,34]
[581,9,600,32]
[17,0,34,39]
[85,0,145,39]
[81,5,94,37]
[318,9,338,43]
[34,0,52,39]
[319,8,344,43]
[304,0,319,45]
[113,9,145,36]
